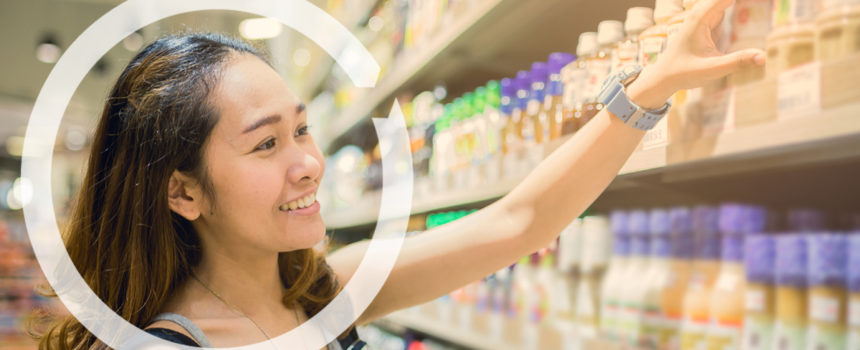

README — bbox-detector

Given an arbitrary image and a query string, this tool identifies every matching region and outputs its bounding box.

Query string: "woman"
[39,0,764,348]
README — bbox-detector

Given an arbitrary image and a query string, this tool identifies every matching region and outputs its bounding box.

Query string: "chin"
[284,219,327,250]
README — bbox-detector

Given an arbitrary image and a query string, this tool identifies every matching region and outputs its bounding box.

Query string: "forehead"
[209,54,299,130]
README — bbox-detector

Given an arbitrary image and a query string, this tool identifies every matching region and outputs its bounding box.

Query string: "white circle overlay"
[20,0,414,349]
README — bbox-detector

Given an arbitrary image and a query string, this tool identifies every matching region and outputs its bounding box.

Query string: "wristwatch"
[597,64,671,131]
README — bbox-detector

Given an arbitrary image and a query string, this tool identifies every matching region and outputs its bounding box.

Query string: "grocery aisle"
[0,0,859,349]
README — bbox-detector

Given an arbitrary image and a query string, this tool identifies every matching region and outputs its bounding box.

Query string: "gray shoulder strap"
[152,312,213,348]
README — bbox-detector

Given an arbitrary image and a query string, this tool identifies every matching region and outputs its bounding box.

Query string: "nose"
[285,147,322,185]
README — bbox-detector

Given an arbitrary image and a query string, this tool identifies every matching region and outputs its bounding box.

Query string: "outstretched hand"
[627,0,767,110]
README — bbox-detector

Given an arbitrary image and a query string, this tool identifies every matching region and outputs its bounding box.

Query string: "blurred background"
[2,0,860,349]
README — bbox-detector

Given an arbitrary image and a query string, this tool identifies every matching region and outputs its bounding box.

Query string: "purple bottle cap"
[530,62,548,102]
[628,210,650,257]
[722,233,745,262]
[849,234,860,291]
[548,52,576,72]
[745,234,776,283]
[611,210,629,236]
[627,210,649,236]
[670,207,694,259]
[693,205,720,235]
[500,78,515,115]
[669,207,693,234]
[547,52,575,97]
[719,203,745,235]
[807,233,848,287]
[515,70,530,110]
[787,208,825,232]
[775,234,808,287]
[742,206,768,234]
[650,209,670,236]
[650,209,671,257]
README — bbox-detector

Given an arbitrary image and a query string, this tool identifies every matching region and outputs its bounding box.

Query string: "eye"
[255,137,276,151]
[295,125,311,137]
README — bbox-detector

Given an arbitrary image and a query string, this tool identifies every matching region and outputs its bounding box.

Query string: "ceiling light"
[293,48,311,67]
[368,16,384,32]
[239,17,283,40]
[123,31,144,51]
[36,34,62,64]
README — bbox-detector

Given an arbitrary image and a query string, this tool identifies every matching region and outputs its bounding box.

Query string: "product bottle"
[527,62,549,145]
[707,204,766,349]
[641,208,673,349]
[787,208,826,232]
[557,219,582,327]
[848,234,860,349]
[500,77,516,156]
[639,0,681,67]
[513,70,531,143]
[470,87,489,184]
[581,21,624,127]
[662,207,695,350]
[742,234,776,350]
[773,234,809,350]
[431,106,454,191]
[681,205,722,350]
[618,209,651,345]
[577,216,611,341]
[561,32,597,135]
[615,7,655,73]
[806,234,849,350]
[600,210,630,342]
[545,52,575,141]
[483,80,503,183]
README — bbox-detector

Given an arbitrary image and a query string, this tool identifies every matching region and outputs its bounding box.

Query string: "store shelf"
[320,0,508,151]
[375,307,623,350]
[319,0,650,152]
[299,0,382,98]
[324,103,860,229]
[377,310,517,350]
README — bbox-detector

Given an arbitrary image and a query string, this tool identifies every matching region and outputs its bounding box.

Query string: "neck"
[193,227,286,317]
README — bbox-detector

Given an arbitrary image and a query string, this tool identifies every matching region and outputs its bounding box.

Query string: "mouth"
[278,191,319,215]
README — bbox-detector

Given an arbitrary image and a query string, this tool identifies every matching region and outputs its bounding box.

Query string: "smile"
[279,192,316,212]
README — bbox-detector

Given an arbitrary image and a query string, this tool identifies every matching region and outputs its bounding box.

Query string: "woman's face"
[195,53,325,254]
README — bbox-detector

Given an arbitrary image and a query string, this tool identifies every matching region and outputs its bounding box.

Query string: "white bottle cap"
[625,7,655,35]
[654,0,685,23]
[597,20,625,46]
[576,31,598,56]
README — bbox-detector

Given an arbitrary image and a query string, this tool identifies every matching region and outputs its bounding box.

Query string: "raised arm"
[327,0,765,325]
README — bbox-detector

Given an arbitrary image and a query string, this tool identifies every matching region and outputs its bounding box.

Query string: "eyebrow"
[241,103,306,134]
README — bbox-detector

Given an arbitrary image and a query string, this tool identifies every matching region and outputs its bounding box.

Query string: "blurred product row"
[393,205,860,350]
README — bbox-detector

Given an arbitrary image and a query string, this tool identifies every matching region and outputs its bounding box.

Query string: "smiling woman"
[36,33,359,349]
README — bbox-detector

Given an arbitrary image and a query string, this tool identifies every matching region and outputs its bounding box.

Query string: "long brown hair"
[38,33,340,349]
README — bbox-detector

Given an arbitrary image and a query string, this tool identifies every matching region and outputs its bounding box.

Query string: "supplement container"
[728,0,772,86]
[743,234,776,350]
[680,205,721,350]
[806,234,848,350]
[773,234,809,350]
[615,7,654,72]
[816,6,860,108]
[847,234,860,350]
[561,32,596,135]
[641,209,674,349]
[545,52,574,141]
[600,210,630,342]
[577,216,612,340]
[766,24,816,77]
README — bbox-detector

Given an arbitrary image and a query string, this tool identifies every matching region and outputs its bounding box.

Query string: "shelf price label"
[778,62,822,120]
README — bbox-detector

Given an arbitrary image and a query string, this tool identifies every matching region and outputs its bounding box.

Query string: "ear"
[167,170,202,221]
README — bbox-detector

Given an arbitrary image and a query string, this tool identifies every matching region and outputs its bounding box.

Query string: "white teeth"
[280,193,315,211]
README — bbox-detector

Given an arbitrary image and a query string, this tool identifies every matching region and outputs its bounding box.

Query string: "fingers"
[703,48,766,78]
